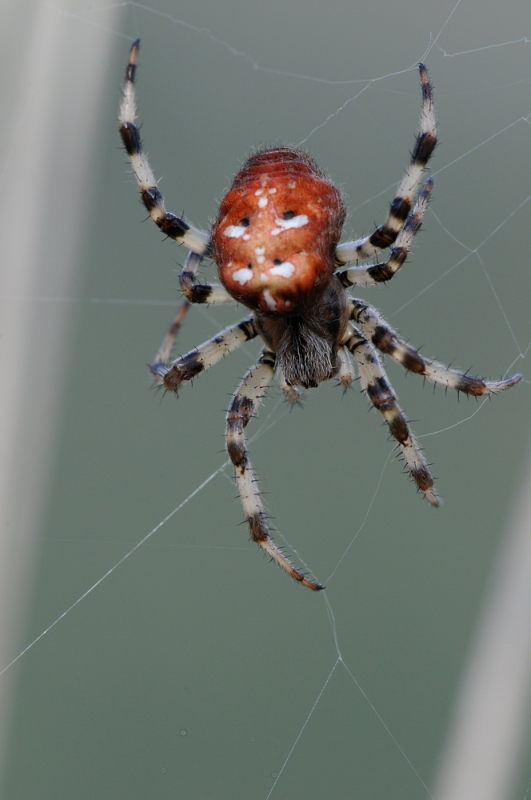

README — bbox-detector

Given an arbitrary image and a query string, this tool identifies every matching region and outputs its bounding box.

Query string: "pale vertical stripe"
[432,435,531,800]
[0,0,122,778]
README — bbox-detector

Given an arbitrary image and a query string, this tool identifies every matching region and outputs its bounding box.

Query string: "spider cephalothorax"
[120,40,521,591]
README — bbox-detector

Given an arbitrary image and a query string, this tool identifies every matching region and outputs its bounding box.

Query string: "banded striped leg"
[179,250,235,306]
[336,64,436,265]
[157,316,258,390]
[344,326,440,506]
[350,300,522,395]
[151,298,191,382]
[337,179,433,288]
[119,40,209,255]
[227,350,323,591]
[150,251,237,382]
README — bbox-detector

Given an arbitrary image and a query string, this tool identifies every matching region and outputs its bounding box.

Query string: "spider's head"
[212,147,345,314]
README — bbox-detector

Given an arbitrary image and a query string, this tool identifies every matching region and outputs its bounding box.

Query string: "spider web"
[0,1,530,798]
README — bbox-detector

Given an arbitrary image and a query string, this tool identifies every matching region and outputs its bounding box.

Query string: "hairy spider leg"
[178,251,234,306]
[336,64,436,265]
[155,317,258,390]
[150,299,191,383]
[120,43,238,375]
[337,178,433,288]
[336,346,356,390]
[119,41,209,255]
[277,371,304,405]
[150,251,237,382]
[344,326,440,506]
[350,300,522,394]
[226,349,323,591]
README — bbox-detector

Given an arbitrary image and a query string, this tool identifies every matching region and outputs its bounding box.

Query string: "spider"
[119,40,521,591]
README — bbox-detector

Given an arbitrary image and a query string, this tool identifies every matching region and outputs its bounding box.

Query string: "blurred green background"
[1,0,530,797]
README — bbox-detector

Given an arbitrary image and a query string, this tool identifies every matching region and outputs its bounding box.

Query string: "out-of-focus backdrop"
[0,1,529,798]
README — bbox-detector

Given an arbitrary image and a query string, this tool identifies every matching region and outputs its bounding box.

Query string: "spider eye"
[272,259,282,265]
[247,263,253,270]
[282,211,296,220]
[240,217,250,227]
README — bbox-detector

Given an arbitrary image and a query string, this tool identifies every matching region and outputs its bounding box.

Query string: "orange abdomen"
[212,147,345,314]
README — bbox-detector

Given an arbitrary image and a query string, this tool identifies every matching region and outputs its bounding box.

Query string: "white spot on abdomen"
[271,214,309,236]
[255,246,266,264]
[262,289,277,310]
[270,261,295,278]
[258,196,268,208]
[232,267,253,285]
[224,225,247,238]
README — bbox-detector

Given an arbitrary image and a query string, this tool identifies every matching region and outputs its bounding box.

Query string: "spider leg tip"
[426,490,441,507]
[126,41,140,74]
[303,578,325,592]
